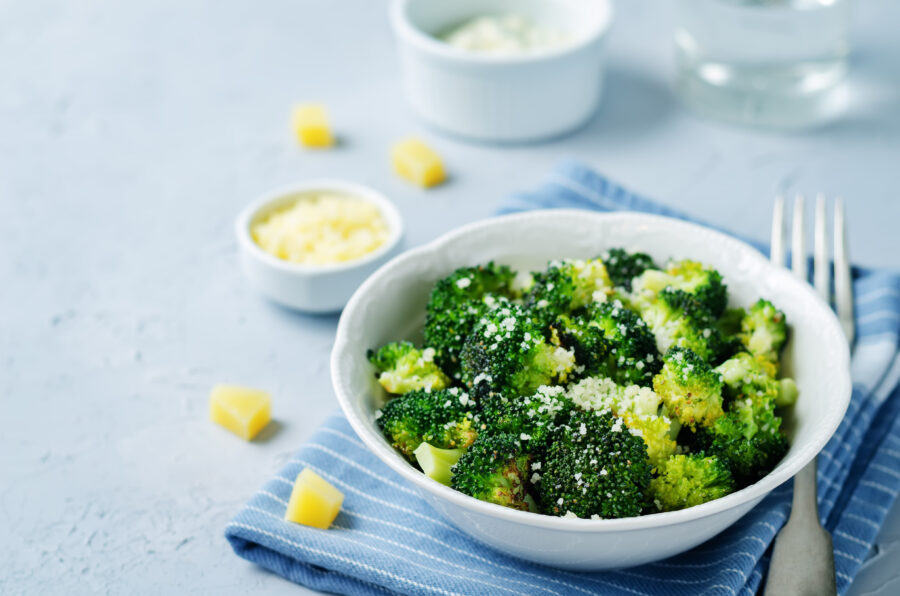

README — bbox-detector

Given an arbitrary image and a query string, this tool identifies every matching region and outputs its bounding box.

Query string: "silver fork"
[764,194,855,596]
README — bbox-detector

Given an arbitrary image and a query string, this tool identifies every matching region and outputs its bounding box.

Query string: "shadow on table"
[254,419,285,444]
[263,300,342,327]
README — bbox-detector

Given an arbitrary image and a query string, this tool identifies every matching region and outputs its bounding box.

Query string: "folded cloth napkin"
[226,160,900,595]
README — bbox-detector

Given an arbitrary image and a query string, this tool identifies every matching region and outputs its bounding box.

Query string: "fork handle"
[764,458,836,596]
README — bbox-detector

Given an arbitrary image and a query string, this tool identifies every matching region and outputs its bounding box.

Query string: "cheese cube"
[292,104,334,148]
[285,468,344,529]
[391,137,446,188]
[414,442,464,486]
[209,384,271,440]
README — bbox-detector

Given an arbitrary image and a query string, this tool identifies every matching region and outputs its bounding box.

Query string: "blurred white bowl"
[235,180,403,313]
[390,0,614,143]
[331,210,851,569]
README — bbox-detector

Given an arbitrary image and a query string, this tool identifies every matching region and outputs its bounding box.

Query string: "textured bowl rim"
[332,210,851,533]
[389,0,615,66]
[234,179,404,276]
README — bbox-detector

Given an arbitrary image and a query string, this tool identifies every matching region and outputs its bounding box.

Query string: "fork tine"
[814,194,830,302]
[771,195,786,266]
[791,194,808,280]
[834,198,855,344]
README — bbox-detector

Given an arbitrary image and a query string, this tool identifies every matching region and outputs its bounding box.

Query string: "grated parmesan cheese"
[252,192,389,265]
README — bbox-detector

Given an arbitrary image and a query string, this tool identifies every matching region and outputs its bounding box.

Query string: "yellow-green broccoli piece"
[739,299,788,365]
[376,387,478,460]
[648,453,735,511]
[525,258,614,326]
[368,341,451,395]
[451,433,531,511]
[653,347,725,428]
[566,376,677,467]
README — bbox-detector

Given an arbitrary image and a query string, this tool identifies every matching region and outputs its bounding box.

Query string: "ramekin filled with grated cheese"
[235,180,403,313]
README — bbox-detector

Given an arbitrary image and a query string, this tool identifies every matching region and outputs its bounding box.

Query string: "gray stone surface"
[2,0,898,593]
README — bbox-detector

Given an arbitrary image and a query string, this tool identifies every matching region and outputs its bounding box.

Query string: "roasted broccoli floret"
[590,301,660,385]
[368,341,451,395]
[739,299,788,365]
[692,351,791,485]
[637,288,731,363]
[553,300,660,387]
[566,376,678,466]
[482,385,575,449]
[631,259,727,317]
[631,259,727,314]
[698,403,788,487]
[648,454,735,511]
[376,388,478,460]
[715,351,798,408]
[536,409,651,519]
[424,263,517,379]
[601,248,657,291]
[653,347,724,428]
[664,260,728,317]
[525,258,613,326]
[451,433,532,511]
[461,302,576,402]
[716,351,777,396]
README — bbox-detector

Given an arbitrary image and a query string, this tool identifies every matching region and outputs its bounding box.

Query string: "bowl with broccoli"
[331,209,851,570]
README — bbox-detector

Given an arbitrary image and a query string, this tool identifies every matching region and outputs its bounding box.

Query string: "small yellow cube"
[285,468,344,529]
[292,104,334,148]
[391,137,446,188]
[209,384,271,440]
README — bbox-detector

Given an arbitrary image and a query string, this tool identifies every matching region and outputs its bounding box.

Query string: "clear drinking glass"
[675,0,852,129]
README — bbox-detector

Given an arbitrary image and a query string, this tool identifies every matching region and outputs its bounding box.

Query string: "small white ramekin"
[390,0,615,143]
[235,180,404,313]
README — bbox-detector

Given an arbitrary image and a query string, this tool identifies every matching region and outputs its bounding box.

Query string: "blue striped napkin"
[226,160,900,595]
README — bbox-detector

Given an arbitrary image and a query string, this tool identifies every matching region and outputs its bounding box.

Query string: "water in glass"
[675,0,852,129]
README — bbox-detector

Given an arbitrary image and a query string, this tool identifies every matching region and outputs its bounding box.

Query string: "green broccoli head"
[423,263,517,379]
[653,347,725,428]
[368,341,451,395]
[739,299,788,365]
[536,409,651,519]
[716,351,778,398]
[450,433,532,511]
[588,301,661,386]
[525,258,613,325]
[551,300,661,387]
[698,403,788,487]
[460,302,576,402]
[376,387,478,460]
[630,260,727,317]
[638,288,732,364]
[566,376,678,466]
[482,385,575,449]
[715,351,798,408]
[648,454,735,511]
[601,248,657,291]
[664,260,727,317]
[702,350,791,484]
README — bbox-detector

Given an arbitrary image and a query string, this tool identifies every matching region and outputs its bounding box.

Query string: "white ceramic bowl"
[235,180,403,313]
[390,0,614,143]
[331,210,851,569]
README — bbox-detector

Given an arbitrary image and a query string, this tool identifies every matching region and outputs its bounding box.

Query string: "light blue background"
[2,0,898,593]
